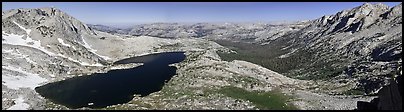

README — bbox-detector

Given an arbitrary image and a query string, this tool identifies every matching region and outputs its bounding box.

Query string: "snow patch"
[25,57,37,64]
[57,53,67,58]
[81,36,94,51]
[110,66,122,70]
[281,45,293,50]
[3,49,13,53]
[2,31,56,56]
[78,61,103,67]
[49,74,56,78]
[80,36,111,60]
[95,54,111,60]
[3,49,37,64]
[57,37,77,50]
[57,38,71,47]
[89,63,104,66]
[278,48,298,58]
[7,96,30,110]
[110,66,130,70]
[57,53,103,66]
[2,66,48,90]
[377,35,388,40]
[8,50,24,57]
[12,21,31,35]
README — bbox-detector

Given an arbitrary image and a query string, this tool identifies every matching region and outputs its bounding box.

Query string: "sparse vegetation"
[215,40,347,80]
[159,43,184,50]
[217,86,298,110]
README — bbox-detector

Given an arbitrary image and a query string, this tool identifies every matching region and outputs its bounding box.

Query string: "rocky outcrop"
[2,7,107,65]
[357,75,402,110]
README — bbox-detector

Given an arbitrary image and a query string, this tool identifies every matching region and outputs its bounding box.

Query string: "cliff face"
[357,75,402,110]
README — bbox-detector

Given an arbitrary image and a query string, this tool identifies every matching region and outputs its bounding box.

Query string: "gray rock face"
[357,75,402,110]
[275,3,402,94]
[384,3,402,19]
[2,7,108,66]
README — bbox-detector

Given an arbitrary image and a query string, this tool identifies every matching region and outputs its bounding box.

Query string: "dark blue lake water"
[35,52,186,109]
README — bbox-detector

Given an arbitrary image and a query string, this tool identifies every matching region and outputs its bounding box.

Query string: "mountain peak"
[384,2,402,19]
[359,2,389,9]
[360,2,373,7]
[2,7,66,19]
[305,2,395,34]
[36,7,65,16]
[352,2,389,16]
[3,7,97,42]
[37,6,60,11]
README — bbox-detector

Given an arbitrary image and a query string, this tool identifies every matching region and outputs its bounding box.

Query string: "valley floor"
[2,31,375,110]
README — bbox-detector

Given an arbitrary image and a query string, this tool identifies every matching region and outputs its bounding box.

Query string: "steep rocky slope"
[262,3,402,95]
[2,7,112,110]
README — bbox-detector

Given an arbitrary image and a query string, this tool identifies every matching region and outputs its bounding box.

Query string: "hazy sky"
[2,2,402,26]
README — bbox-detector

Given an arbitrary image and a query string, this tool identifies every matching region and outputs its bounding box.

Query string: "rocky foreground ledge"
[357,75,402,110]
